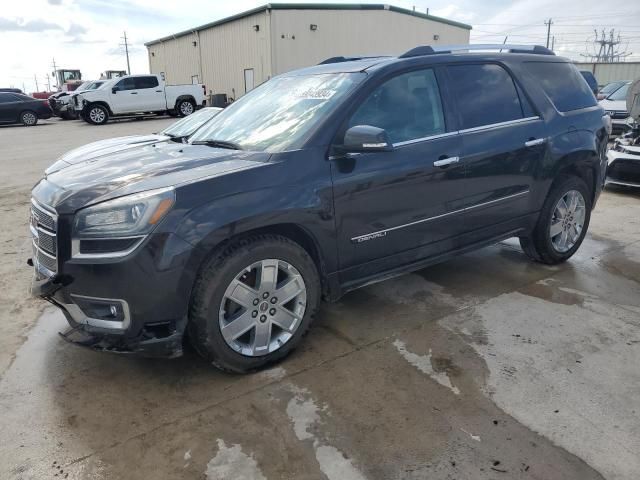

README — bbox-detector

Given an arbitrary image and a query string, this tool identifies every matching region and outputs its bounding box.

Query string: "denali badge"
[352,231,387,243]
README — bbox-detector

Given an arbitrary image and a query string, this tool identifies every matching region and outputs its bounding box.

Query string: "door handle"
[524,138,545,147]
[433,156,460,168]
[155,90,162,92]
[130,92,138,95]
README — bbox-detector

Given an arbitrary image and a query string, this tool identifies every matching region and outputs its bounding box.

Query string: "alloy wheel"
[549,189,586,253]
[180,101,194,115]
[219,259,307,357]
[89,107,106,124]
[22,112,37,125]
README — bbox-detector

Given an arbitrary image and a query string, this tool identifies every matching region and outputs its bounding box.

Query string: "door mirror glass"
[341,125,393,152]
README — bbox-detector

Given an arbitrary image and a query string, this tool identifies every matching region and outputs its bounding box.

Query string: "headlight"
[73,187,175,240]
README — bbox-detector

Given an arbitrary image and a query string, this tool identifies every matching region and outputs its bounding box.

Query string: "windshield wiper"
[192,140,243,150]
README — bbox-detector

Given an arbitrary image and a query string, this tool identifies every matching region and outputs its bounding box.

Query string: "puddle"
[393,339,460,395]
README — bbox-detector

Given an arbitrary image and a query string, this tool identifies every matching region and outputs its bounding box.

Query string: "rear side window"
[348,68,446,144]
[0,93,15,104]
[134,76,159,89]
[447,64,525,129]
[525,62,597,112]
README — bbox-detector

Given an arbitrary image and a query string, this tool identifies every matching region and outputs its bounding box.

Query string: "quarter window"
[524,62,597,112]
[447,64,525,130]
[348,69,446,144]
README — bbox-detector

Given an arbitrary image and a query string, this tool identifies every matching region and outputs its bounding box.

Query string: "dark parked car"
[30,44,608,372]
[579,70,599,95]
[0,92,52,126]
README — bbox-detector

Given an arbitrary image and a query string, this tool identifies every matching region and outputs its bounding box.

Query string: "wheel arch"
[174,95,196,109]
[86,101,113,116]
[18,109,37,123]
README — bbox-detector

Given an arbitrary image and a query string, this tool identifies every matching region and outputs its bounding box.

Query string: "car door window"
[348,69,445,144]
[113,78,136,91]
[447,64,525,129]
[133,76,159,89]
[0,93,15,104]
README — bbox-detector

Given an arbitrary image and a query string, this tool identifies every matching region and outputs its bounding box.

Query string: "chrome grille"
[30,200,58,275]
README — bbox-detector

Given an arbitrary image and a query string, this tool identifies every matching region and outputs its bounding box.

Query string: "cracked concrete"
[1,119,640,479]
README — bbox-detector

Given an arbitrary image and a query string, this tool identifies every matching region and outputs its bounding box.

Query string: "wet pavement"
[2,185,640,479]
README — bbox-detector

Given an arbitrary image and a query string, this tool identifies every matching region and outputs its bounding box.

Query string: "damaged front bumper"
[30,266,185,358]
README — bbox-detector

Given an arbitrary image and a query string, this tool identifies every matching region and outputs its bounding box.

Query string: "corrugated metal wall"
[575,62,640,85]
[271,9,470,74]
[147,8,470,100]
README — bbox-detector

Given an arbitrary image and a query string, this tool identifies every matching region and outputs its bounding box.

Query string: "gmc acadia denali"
[30,45,609,372]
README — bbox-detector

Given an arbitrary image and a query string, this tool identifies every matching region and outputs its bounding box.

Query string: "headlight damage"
[72,187,175,258]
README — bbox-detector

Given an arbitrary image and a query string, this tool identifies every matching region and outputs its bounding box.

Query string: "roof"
[145,3,472,46]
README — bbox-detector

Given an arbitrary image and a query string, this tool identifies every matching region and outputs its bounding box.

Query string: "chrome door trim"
[350,190,530,243]
[459,116,540,135]
[393,130,459,147]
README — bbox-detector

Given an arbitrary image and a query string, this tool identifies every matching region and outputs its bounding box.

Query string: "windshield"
[608,83,630,101]
[76,81,93,91]
[161,107,223,137]
[600,81,626,95]
[190,72,365,152]
[88,81,105,90]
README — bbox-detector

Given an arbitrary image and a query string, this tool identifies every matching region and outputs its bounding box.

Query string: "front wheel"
[20,110,38,126]
[85,104,109,125]
[188,235,321,373]
[520,175,591,264]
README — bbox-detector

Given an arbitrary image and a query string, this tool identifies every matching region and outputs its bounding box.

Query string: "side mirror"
[341,125,394,153]
[112,87,118,94]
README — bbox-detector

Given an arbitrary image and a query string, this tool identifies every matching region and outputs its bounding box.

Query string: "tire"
[519,175,592,264]
[20,110,38,126]
[188,234,321,373]
[176,98,195,117]
[85,104,109,125]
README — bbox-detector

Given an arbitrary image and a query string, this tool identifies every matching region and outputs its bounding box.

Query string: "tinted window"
[580,71,598,93]
[608,83,629,101]
[524,62,597,112]
[348,69,445,143]
[0,93,16,104]
[447,64,524,129]
[134,76,159,89]
[113,78,136,91]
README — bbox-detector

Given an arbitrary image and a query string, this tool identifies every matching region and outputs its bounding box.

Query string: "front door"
[330,67,465,282]
[445,63,547,232]
[109,77,137,114]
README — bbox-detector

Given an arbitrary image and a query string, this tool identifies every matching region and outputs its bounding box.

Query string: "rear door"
[132,76,165,111]
[446,63,547,232]
[330,67,465,280]
[0,93,19,122]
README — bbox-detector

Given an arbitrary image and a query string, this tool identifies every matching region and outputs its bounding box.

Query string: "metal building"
[145,3,471,102]
[575,62,640,86]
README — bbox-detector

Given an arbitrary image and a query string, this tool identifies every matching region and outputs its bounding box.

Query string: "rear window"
[525,62,597,112]
[134,76,159,89]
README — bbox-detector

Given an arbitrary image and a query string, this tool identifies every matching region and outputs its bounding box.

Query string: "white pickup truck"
[74,74,206,125]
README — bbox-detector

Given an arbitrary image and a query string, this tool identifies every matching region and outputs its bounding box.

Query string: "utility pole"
[544,18,553,48]
[46,73,51,92]
[51,58,58,90]
[551,35,555,51]
[121,31,131,75]
[34,74,39,92]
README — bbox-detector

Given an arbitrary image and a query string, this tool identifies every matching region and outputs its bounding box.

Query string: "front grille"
[30,200,58,274]
[608,111,629,119]
[608,160,640,183]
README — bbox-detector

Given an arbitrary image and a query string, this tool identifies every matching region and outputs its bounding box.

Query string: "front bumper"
[606,150,640,188]
[29,231,199,358]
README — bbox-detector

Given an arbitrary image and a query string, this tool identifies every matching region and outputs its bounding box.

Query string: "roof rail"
[399,44,555,58]
[318,55,388,65]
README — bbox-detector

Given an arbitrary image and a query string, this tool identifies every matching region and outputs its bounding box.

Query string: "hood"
[46,134,170,174]
[34,142,270,213]
[599,98,627,112]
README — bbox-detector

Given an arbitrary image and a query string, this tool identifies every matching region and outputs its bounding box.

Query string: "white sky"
[2,0,639,92]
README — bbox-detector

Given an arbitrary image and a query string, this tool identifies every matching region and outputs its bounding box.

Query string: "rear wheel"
[188,235,320,373]
[20,111,38,126]
[520,175,591,264]
[86,104,109,125]
[176,99,195,117]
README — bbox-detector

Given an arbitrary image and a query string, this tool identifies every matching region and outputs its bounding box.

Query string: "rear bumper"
[606,150,640,188]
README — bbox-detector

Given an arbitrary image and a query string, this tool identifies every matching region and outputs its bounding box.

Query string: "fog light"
[71,295,127,322]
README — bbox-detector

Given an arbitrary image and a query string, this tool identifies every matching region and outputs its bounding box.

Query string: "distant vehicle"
[73,74,206,125]
[50,80,107,119]
[599,81,631,135]
[0,88,23,94]
[579,71,598,95]
[597,80,628,100]
[0,92,52,126]
[53,69,83,92]
[45,107,223,174]
[101,70,127,80]
[30,44,609,372]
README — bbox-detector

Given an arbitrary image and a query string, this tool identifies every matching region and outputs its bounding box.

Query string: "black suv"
[31,45,608,372]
